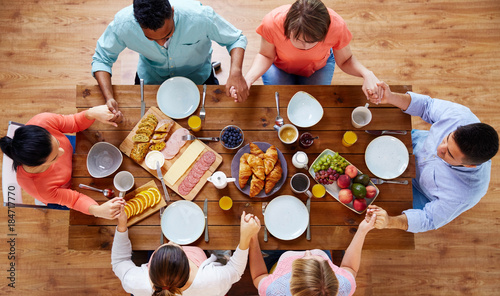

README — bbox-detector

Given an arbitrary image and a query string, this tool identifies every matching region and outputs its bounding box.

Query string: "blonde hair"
[290,258,339,296]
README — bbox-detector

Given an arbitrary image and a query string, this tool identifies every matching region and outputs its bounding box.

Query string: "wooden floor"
[1,0,499,295]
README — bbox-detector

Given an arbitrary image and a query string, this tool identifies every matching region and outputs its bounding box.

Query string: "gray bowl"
[86,142,123,178]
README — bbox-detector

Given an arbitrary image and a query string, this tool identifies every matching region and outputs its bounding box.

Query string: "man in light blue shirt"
[92,0,249,123]
[366,82,498,233]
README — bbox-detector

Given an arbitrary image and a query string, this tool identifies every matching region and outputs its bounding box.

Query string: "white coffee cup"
[351,103,372,128]
[292,151,309,169]
[278,124,299,144]
[290,173,312,198]
[113,171,134,197]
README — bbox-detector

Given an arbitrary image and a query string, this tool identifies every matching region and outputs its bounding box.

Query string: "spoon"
[274,92,284,127]
[79,184,115,198]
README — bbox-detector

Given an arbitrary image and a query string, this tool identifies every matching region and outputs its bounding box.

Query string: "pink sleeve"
[27,111,95,134]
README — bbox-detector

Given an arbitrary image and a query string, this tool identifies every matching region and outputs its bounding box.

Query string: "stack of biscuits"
[130,114,173,163]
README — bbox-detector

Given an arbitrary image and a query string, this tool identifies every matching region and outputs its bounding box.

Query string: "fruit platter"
[308,149,379,214]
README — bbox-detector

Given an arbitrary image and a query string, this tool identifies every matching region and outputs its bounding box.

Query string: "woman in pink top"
[244,0,382,101]
[0,105,124,219]
[248,214,376,296]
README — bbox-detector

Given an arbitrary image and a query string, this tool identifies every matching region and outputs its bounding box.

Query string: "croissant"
[250,142,264,157]
[247,154,265,180]
[239,153,252,188]
[265,159,282,194]
[264,145,278,175]
[249,175,265,197]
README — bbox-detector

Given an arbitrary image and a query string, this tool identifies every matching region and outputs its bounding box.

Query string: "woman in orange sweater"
[0,105,124,219]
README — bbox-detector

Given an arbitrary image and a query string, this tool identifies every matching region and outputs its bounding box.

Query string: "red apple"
[366,185,377,199]
[345,164,358,179]
[353,198,367,212]
[337,174,351,189]
[338,189,353,204]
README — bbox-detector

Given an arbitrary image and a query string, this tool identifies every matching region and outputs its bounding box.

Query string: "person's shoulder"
[112,5,137,27]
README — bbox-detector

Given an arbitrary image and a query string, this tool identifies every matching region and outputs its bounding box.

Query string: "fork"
[370,178,408,185]
[199,84,207,120]
[262,202,268,242]
[181,135,219,141]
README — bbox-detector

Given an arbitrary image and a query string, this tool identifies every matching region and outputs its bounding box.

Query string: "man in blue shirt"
[366,82,498,233]
[92,0,249,123]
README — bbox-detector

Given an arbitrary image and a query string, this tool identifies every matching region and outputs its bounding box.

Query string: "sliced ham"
[161,128,189,159]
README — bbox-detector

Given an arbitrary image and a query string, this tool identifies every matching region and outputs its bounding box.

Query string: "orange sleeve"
[328,9,352,50]
[27,111,95,134]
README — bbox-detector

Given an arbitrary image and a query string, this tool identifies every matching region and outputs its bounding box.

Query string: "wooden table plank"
[76,85,412,109]
[70,201,412,226]
[68,225,414,251]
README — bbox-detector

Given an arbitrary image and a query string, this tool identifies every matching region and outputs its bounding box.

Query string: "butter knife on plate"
[365,130,407,136]
[306,197,311,240]
[140,78,145,117]
[204,198,209,242]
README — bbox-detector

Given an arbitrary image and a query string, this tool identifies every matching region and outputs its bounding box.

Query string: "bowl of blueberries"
[220,125,244,149]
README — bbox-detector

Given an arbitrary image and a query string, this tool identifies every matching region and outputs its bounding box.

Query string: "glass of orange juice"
[342,131,357,147]
[219,196,233,210]
[312,184,326,198]
[188,115,202,132]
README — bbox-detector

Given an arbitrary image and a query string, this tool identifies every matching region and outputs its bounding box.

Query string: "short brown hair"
[284,0,331,43]
[290,258,339,296]
[149,245,190,296]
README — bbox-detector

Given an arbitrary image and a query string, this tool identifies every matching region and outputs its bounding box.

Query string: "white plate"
[365,136,409,179]
[264,195,309,240]
[157,77,200,119]
[161,200,205,245]
[287,91,324,128]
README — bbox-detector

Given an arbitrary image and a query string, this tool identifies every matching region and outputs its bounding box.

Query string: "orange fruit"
[124,205,131,219]
[135,197,147,214]
[129,199,142,215]
[136,192,150,208]
[126,201,136,217]
[148,187,161,206]
[143,190,156,207]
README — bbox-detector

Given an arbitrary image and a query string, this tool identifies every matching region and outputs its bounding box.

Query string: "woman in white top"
[111,208,261,296]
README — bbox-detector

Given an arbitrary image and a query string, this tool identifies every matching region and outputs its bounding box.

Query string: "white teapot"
[207,171,235,189]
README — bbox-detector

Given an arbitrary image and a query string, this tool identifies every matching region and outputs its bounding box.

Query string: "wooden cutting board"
[119,107,222,201]
[126,180,166,227]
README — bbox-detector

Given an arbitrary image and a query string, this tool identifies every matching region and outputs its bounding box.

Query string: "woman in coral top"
[249,214,376,296]
[0,105,124,219]
[244,0,382,101]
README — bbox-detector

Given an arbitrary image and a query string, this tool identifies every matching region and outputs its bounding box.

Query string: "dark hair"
[149,244,190,296]
[284,0,331,43]
[453,123,499,165]
[290,258,339,296]
[133,0,173,30]
[0,125,53,172]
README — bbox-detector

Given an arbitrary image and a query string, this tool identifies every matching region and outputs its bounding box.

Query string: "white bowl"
[287,91,324,128]
[157,77,200,119]
[86,142,123,178]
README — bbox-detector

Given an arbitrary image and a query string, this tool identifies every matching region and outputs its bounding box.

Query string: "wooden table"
[69,84,415,251]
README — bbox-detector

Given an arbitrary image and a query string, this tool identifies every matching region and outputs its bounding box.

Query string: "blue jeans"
[262,49,335,85]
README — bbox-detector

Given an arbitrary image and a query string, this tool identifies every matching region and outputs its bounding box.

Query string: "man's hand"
[226,73,249,103]
[366,205,389,229]
[105,98,124,124]
[116,206,128,232]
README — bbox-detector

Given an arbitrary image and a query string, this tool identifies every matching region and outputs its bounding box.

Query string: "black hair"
[133,0,173,30]
[0,125,53,172]
[453,122,499,165]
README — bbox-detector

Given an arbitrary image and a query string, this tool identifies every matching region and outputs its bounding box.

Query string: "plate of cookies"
[231,142,287,198]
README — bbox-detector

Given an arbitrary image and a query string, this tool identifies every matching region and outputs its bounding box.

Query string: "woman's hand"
[90,197,125,220]
[362,71,382,103]
[86,104,120,127]
[116,206,128,232]
[239,211,261,249]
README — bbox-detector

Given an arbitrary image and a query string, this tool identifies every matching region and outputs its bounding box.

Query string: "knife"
[156,161,170,202]
[306,197,311,240]
[140,78,145,117]
[365,130,407,136]
[204,198,209,242]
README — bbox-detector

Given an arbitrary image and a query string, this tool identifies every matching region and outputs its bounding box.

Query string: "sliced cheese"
[164,140,205,185]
